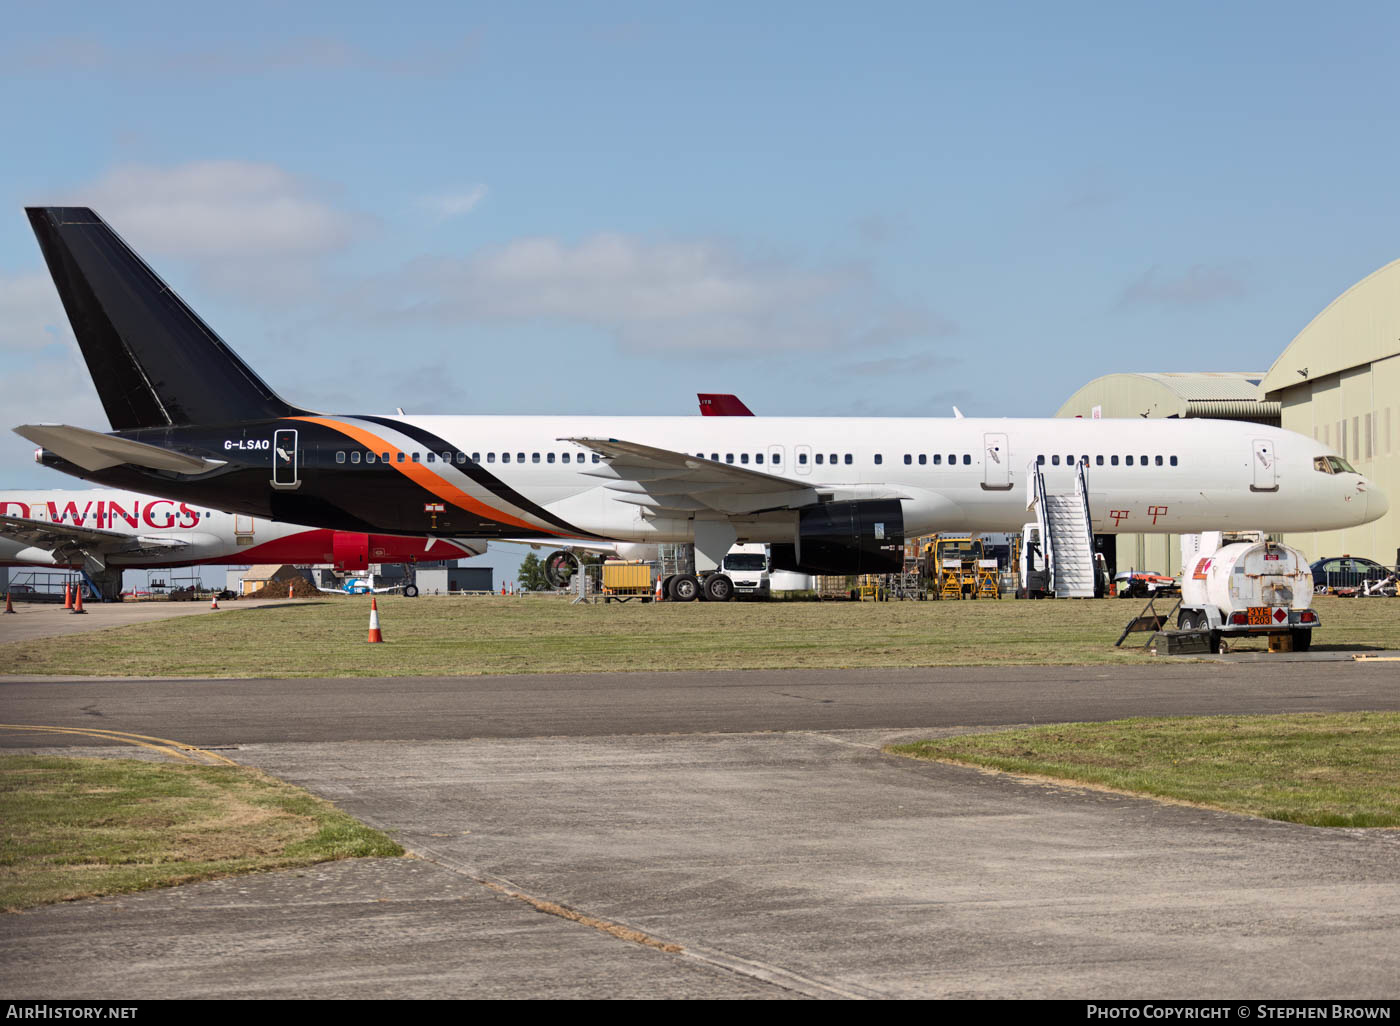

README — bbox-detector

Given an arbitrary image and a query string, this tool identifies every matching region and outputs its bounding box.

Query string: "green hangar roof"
[1056,372,1280,424]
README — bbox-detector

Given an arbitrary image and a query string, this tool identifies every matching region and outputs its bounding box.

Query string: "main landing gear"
[659,573,734,602]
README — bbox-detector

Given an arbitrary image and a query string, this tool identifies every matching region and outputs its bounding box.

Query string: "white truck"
[720,543,771,599]
[1176,532,1320,652]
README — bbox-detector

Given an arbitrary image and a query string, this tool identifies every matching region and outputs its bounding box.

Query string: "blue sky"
[2,2,1398,583]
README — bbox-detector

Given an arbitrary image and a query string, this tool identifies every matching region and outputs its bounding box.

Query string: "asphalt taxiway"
[2,664,1398,999]
[0,597,309,643]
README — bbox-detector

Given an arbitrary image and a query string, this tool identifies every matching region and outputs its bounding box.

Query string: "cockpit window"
[1315,455,1358,475]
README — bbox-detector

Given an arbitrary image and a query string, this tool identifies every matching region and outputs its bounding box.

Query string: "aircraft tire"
[703,574,734,602]
[404,584,419,598]
[671,574,700,602]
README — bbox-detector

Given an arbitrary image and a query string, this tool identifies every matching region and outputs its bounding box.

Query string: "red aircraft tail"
[697,393,755,416]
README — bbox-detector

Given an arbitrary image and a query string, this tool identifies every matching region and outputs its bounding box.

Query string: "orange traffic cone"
[367,597,384,643]
[72,586,86,614]
[288,582,295,599]
[4,591,14,614]
[63,583,72,609]
[655,578,664,602]
[210,592,220,610]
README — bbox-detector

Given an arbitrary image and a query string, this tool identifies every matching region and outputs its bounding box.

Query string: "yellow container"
[602,561,653,593]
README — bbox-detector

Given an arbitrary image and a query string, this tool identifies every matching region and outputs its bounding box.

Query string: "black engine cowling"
[543,550,580,589]
[769,499,905,575]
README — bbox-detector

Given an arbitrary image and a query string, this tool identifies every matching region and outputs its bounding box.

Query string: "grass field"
[0,594,1395,678]
[888,712,1400,827]
[0,756,403,911]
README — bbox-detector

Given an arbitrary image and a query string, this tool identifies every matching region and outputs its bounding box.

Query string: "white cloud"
[72,161,359,259]
[1119,264,1249,308]
[7,34,480,79]
[374,233,937,354]
[420,185,489,219]
[0,273,68,353]
[42,160,370,308]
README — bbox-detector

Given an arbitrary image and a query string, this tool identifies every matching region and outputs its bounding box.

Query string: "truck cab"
[721,544,771,598]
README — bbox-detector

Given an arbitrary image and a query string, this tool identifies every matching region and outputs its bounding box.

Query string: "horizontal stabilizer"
[0,512,193,551]
[14,423,225,474]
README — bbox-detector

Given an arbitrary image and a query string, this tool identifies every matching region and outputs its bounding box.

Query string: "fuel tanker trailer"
[1176,532,1319,652]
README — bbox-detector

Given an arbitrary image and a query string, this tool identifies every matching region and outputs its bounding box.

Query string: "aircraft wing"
[0,513,193,561]
[561,437,820,515]
[14,424,226,474]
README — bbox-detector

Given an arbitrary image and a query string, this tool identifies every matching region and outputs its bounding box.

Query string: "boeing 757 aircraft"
[12,208,1388,601]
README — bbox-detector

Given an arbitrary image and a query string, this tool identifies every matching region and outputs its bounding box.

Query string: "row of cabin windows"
[902,454,974,466]
[1036,454,1179,467]
[691,452,783,465]
[334,450,604,465]
[332,448,1180,471]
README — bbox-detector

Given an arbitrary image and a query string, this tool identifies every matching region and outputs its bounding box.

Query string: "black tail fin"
[26,206,306,430]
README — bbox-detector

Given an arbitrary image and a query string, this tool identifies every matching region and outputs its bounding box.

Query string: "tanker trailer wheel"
[1178,610,1197,631]
[1209,631,1224,654]
[1290,628,1313,652]
[671,574,700,602]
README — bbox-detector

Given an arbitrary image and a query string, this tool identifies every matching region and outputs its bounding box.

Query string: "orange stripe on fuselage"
[291,416,564,536]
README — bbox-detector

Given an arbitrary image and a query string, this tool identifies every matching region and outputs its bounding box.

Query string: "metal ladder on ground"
[1027,457,1097,599]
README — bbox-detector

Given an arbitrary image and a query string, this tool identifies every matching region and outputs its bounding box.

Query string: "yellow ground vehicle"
[923,536,985,600]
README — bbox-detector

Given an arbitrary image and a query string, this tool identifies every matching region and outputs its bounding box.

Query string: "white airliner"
[11,207,1390,603]
[317,576,410,596]
[0,488,486,599]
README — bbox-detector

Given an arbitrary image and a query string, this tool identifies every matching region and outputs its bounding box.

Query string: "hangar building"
[1057,259,1400,578]
[1055,372,1277,577]
[1259,260,1399,567]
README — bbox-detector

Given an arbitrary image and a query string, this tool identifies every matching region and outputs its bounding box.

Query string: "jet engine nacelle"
[332,531,370,571]
[543,549,579,589]
[769,499,905,575]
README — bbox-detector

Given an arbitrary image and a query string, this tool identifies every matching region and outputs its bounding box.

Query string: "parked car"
[1310,556,1393,593]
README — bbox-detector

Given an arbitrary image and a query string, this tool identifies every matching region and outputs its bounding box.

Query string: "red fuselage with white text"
[0,490,485,571]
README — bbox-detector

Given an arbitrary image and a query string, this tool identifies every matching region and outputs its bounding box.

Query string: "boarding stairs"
[1027,458,1097,599]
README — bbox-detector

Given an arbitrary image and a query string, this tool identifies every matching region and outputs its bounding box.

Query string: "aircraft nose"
[1367,480,1389,522]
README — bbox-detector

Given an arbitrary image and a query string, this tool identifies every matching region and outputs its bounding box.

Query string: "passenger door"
[272,429,300,489]
[1251,438,1277,492]
[982,432,1011,490]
